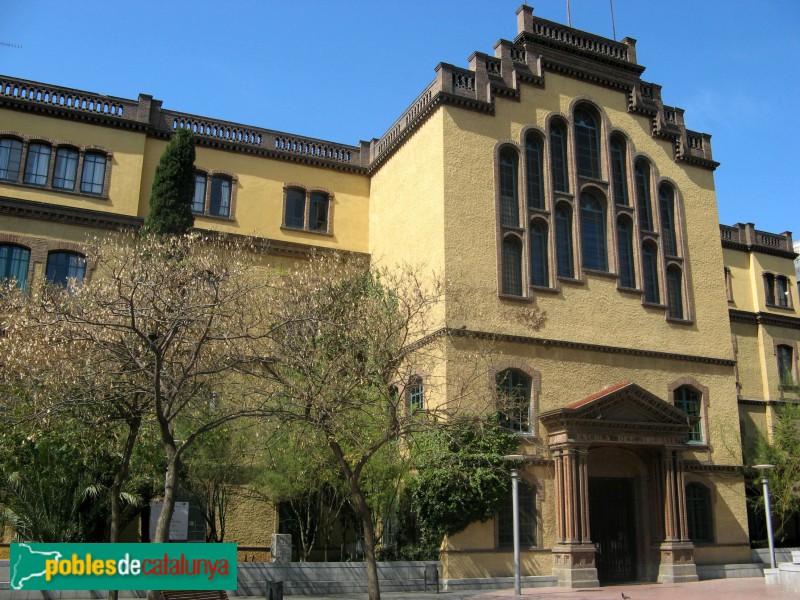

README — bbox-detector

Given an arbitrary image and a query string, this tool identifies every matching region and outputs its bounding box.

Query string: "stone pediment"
[539,382,691,447]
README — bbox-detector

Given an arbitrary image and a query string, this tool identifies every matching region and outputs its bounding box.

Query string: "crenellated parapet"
[369,4,718,171]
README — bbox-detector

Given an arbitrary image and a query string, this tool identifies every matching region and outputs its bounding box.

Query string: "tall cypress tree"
[142,128,196,236]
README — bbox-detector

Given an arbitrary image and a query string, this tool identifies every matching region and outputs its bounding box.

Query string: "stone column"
[657,449,698,583]
[552,445,598,588]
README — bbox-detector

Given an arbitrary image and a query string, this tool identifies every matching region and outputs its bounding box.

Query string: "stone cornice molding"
[406,326,736,367]
[729,309,800,330]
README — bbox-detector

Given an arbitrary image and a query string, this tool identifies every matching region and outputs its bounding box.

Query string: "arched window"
[209,176,231,218]
[408,376,424,413]
[496,369,531,433]
[550,119,569,193]
[525,133,544,210]
[777,345,795,386]
[574,108,600,179]
[642,242,660,303]
[0,244,30,291]
[24,142,51,186]
[499,148,519,227]
[617,217,635,288]
[501,237,523,296]
[53,147,79,190]
[686,483,713,543]
[530,220,549,287]
[610,134,629,205]
[0,137,23,181]
[498,480,537,548]
[46,251,86,288]
[659,183,678,256]
[666,265,684,319]
[635,159,653,231]
[80,152,107,195]
[580,191,607,271]
[674,385,703,443]
[555,203,574,278]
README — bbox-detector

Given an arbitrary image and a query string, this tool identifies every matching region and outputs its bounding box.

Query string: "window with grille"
[617,218,635,288]
[550,120,569,193]
[635,159,653,231]
[674,385,702,443]
[642,242,660,303]
[525,134,544,210]
[46,251,87,288]
[24,142,51,186]
[555,203,574,278]
[610,135,629,205]
[686,483,713,543]
[580,191,607,271]
[530,220,548,287]
[0,244,30,291]
[659,184,678,257]
[499,149,519,227]
[496,369,531,433]
[667,266,684,319]
[574,108,600,179]
[498,480,536,548]
[502,238,523,296]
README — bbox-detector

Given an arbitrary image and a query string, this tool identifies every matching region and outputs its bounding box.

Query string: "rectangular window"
[764,273,776,305]
[408,377,423,414]
[309,192,329,232]
[192,174,207,213]
[0,138,23,181]
[498,481,536,548]
[24,143,51,186]
[80,153,106,195]
[53,148,79,190]
[210,176,231,217]
[777,276,790,308]
[284,188,306,229]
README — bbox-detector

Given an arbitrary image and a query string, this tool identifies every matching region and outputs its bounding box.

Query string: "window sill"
[684,442,709,450]
[642,301,667,309]
[557,276,585,286]
[280,225,333,237]
[498,293,533,303]
[615,203,634,212]
[528,207,550,217]
[618,286,642,295]
[666,316,694,325]
[554,192,574,200]
[0,178,109,200]
[765,303,796,312]
[530,285,559,294]
[576,175,608,187]
[583,268,616,279]
[194,212,235,222]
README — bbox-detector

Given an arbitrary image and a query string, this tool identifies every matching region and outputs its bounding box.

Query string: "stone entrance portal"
[540,381,700,587]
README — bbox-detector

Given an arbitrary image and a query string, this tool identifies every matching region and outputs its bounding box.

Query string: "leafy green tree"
[754,402,800,541]
[142,128,196,236]
[406,414,520,554]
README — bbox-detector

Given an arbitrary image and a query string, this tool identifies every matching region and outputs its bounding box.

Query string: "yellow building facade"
[1,4,795,587]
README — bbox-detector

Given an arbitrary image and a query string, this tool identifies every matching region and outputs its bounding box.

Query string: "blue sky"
[2,0,798,235]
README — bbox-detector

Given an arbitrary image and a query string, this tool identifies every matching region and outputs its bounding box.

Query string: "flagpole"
[610,0,617,40]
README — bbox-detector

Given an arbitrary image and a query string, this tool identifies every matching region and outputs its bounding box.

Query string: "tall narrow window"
[574,108,600,179]
[24,142,51,186]
[192,173,207,213]
[776,276,791,308]
[498,480,537,548]
[659,183,678,256]
[209,176,231,217]
[80,152,106,195]
[610,135,629,205]
[555,203,574,278]
[53,148,79,190]
[530,220,549,287]
[284,188,306,229]
[309,192,329,232]
[46,251,86,287]
[550,120,569,193]
[0,244,30,291]
[408,376,424,413]
[674,385,703,443]
[580,191,607,271]
[496,369,531,433]
[617,217,635,288]
[764,273,776,305]
[499,149,519,227]
[667,265,684,319]
[777,345,795,386]
[0,138,23,181]
[643,242,660,303]
[502,237,523,296]
[686,483,713,543]
[635,159,653,231]
[525,133,544,210]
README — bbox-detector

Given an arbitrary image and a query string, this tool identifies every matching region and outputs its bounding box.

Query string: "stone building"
[1,3,796,588]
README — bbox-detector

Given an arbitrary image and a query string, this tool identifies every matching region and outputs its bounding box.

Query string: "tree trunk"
[154,451,179,542]
[108,417,141,600]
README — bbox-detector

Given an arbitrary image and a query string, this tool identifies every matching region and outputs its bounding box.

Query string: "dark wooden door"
[589,477,637,583]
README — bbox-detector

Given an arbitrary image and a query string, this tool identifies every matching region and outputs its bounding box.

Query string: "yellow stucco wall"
[440,75,732,362]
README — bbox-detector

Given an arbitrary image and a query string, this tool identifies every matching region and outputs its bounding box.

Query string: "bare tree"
[247,256,468,600]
